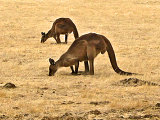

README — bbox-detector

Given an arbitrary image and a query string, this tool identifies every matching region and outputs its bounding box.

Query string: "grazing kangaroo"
[41,18,79,44]
[49,33,137,76]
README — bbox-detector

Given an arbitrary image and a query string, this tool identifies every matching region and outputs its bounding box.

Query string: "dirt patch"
[128,114,160,119]
[2,106,160,120]
[43,112,87,120]
[0,115,9,120]
[90,101,110,106]
[3,83,16,88]
[42,110,102,120]
[113,78,160,87]
[155,103,160,107]
[87,110,101,115]
[41,116,54,120]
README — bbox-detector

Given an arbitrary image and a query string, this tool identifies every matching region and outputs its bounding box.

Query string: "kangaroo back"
[52,18,79,38]
[51,18,62,33]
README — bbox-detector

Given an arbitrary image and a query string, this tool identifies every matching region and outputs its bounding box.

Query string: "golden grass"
[0,91,7,98]
[109,99,148,110]
[0,0,160,119]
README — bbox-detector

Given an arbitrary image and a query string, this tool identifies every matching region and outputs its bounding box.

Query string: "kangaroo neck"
[57,52,75,67]
[46,29,54,38]
[55,59,63,68]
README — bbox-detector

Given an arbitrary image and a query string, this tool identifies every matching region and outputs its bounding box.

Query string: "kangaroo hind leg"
[56,33,61,44]
[75,61,79,74]
[84,61,89,73]
[65,34,68,44]
[70,66,75,74]
[87,45,96,75]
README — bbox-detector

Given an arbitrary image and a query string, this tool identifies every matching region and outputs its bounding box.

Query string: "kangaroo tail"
[70,20,79,39]
[102,36,138,75]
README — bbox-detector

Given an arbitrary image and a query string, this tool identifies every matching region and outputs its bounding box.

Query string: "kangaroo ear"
[49,58,55,65]
[41,32,45,36]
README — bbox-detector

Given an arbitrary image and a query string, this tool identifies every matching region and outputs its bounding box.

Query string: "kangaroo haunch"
[49,33,137,76]
[41,18,79,44]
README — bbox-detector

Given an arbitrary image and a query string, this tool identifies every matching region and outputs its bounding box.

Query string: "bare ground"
[0,0,160,119]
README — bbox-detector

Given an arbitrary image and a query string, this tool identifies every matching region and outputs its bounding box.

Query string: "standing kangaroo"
[48,33,137,76]
[41,18,79,44]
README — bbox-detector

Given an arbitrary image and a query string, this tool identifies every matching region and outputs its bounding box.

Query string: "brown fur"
[49,33,138,76]
[41,18,79,44]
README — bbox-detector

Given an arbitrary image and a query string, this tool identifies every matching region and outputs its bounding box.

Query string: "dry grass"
[0,0,160,119]
[0,91,7,98]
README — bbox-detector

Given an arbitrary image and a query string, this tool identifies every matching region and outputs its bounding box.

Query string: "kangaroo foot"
[84,72,90,75]
[78,71,90,75]
[71,72,77,75]
[85,71,89,73]
[71,73,81,75]
[89,72,94,75]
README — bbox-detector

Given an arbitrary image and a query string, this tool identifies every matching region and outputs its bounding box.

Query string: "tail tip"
[118,71,142,76]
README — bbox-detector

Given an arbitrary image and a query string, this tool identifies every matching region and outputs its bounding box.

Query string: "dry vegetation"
[0,0,160,119]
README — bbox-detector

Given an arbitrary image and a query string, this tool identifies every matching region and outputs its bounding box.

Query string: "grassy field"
[0,0,160,119]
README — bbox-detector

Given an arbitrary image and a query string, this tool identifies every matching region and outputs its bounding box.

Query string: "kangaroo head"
[49,58,57,76]
[41,32,47,43]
